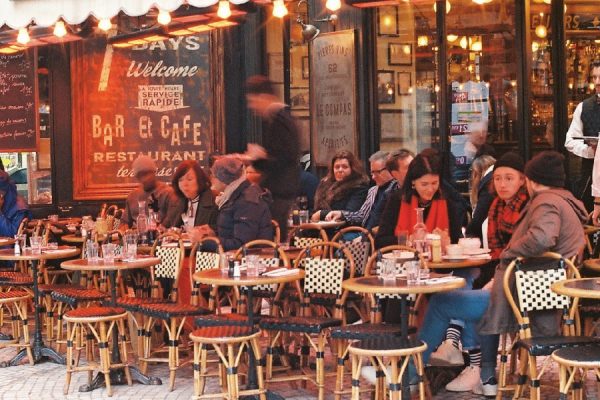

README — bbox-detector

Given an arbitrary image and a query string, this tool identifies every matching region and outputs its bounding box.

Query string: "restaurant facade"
[0,0,598,216]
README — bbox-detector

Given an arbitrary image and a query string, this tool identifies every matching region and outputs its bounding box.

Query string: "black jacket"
[465,172,495,241]
[163,189,219,232]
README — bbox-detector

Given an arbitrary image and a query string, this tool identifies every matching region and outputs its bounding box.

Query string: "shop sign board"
[310,30,358,167]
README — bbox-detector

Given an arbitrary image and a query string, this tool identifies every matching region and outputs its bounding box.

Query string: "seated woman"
[311,150,369,221]
[190,155,272,251]
[416,152,529,394]
[0,170,31,237]
[375,151,465,248]
[164,160,218,231]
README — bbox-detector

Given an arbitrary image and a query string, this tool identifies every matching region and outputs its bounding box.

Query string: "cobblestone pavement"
[1,340,599,400]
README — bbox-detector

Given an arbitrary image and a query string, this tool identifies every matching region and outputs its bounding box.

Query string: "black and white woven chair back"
[294,236,323,248]
[515,265,570,313]
[154,245,183,279]
[195,251,220,272]
[341,240,370,276]
[304,258,346,296]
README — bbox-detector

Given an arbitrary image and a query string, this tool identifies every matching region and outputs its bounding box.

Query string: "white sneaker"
[429,340,464,366]
[445,366,481,392]
[472,377,498,397]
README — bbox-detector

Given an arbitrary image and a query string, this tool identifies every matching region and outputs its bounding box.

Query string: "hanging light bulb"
[157,10,171,25]
[543,0,551,4]
[326,0,341,12]
[471,40,482,52]
[217,0,232,19]
[272,0,288,18]
[17,28,30,45]
[433,1,451,14]
[531,41,540,52]
[535,24,547,38]
[417,35,429,47]
[53,21,67,37]
[447,34,458,42]
[98,18,112,31]
[472,0,492,3]
[460,36,468,49]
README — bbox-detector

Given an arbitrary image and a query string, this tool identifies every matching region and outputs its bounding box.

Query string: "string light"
[272,0,288,18]
[217,0,232,19]
[447,34,458,42]
[157,10,171,25]
[53,21,67,37]
[473,0,492,4]
[17,28,30,44]
[326,0,341,12]
[98,18,112,31]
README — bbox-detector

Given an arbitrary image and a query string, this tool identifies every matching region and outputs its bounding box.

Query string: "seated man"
[120,155,174,230]
[191,155,273,251]
[0,170,31,237]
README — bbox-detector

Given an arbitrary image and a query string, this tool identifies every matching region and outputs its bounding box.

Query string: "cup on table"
[220,255,230,275]
[298,210,309,224]
[397,230,409,247]
[47,242,58,250]
[101,243,116,264]
[16,234,26,251]
[48,214,59,223]
[413,239,428,257]
[29,236,42,255]
[458,237,481,251]
[246,254,260,277]
[87,241,100,263]
[123,233,138,261]
[406,260,420,285]
[446,244,463,258]
[379,258,396,281]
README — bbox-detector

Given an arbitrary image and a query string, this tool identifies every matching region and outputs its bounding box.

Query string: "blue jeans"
[418,289,490,363]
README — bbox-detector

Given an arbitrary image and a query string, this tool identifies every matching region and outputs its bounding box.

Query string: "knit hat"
[524,150,566,188]
[494,151,524,173]
[132,155,157,175]
[211,156,243,185]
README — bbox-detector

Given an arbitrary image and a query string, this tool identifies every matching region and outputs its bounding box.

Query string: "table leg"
[2,260,65,367]
[78,270,161,391]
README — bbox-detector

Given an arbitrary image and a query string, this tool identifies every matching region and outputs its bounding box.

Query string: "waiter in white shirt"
[564,60,600,222]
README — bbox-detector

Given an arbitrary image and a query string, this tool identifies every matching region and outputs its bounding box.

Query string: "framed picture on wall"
[388,43,412,66]
[397,72,411,95]
[380,110,413,141]
[302,56,309,79]
[290,87,310,110]
[268,52,284,83]
[377,6,399,36]
[377,70,395,104]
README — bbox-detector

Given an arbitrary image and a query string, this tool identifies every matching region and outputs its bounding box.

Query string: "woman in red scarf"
[376,152,457,248]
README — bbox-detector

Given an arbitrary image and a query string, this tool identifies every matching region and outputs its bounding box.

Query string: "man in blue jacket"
[0,170,31,237]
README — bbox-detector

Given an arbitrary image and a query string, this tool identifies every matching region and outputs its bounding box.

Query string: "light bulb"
[326,0,341,12]
[17,28,30,45]
[543,0,551,4]
[157,10,171,25]
[472,0,492,4]
[460,36,468,49]
[433,0,451,14]
[535,24,547,38]
[447,34,458,42]
[53,21,67,37]
[531,41,540,52]
[471,40,482,52]
[272,0,288,18]
[217,0,232,19]
[98,18,112,31]
[417,36,429,47]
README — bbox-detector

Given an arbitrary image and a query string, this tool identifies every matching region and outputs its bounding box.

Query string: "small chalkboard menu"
[71,34,218,200]
[0,49,39,152]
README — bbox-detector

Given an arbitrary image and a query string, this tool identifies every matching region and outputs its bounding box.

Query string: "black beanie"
[494,151,524,173]
[524,150,566,188]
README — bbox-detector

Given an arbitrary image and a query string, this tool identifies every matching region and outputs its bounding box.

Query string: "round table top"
[0,237,16,246]
[582,258,600,272]
[193,268,304,287]
[342,274,465,295]
[428,257,491,269]
[61,256,161,272]
[299,220,345,230]
[551,278,600,300]
[61,234,86,244]
[584,225,600,235]
[0,246,80,261]
[226,246,304,262]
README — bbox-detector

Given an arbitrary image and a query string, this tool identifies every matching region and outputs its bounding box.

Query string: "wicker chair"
[271,219,281,244]
[0,290,33,366]
[259,241,354,400]
[331,226,375,277]
[503,253,600,399]
[189,237,224,309]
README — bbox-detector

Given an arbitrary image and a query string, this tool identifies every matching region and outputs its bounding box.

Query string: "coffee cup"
[446,244,463,257]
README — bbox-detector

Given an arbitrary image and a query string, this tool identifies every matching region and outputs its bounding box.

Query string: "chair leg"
[528,355,539,400]
[514,348,529,399]
[414,353,426,400]
[335,339,346,400]
[250,336,267,400]
[64,321,74,395]
[389,356,400,400]
[316,333,326,400]
[117,318,132,386]
[350,353,362,400]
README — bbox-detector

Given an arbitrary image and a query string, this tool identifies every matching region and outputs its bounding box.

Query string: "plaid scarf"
[487,186,529,259]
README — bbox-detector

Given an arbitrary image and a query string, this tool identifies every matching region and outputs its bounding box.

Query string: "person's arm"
[0,209,27,237]
[375,190,401,249]
[565,103,595,159]
[502,201,559,259]
[466,188,494,240]
[343,185,369,213]
[341,186,376,225]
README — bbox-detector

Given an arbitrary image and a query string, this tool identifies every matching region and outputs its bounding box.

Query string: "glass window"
[375,2,439,155]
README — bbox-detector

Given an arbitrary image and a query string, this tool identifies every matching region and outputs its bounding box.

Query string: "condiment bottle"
[430,234,442,262]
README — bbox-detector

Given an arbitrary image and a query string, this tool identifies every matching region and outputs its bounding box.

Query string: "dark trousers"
[270,197,294,243]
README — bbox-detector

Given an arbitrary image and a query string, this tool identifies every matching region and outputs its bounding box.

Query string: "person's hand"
[310,211,321,222]
[593,206,600,227]
[325,211,342,221]
[245,143,267,161]
[585,139,598,152]
[189,225,216,241]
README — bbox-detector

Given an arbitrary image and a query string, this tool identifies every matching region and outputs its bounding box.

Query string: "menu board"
[0,50,39,152]
[71,34,215,200]
[310,30,358,166]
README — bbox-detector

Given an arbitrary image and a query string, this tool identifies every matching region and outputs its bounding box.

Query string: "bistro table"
[582,258,600,273]
[0,246,79,366]
[343,274,466,400]
[193,267,305,400]
[551,278,600,300]
[0,237,16,247]
[61,256,163,391]
[427,256,491,270]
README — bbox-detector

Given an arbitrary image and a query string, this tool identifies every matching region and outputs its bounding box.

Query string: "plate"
[462,248,491,256]
[382,252,415,261]
[441,255,470,261]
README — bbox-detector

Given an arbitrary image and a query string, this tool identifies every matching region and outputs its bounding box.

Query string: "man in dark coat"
[245,75,300,242]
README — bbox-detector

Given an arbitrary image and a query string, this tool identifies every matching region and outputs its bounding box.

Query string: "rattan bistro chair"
[504,253,600,400]
[259,241,354,400]
[189,237,224,309]
[0,290,33,366]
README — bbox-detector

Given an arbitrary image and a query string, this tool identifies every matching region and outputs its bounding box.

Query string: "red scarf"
[394,196,449,236]
[487,186,529,259]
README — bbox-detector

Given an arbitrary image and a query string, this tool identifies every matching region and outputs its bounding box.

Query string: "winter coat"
[0,171,31,237]
[163,189,219,232]
[216,180,273,251]
[477,188,587,336]
[313,175,369,221]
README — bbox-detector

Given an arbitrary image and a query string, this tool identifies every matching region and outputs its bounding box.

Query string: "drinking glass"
[298,210,309,224]
[246,254,260,277]
[102,243,116,264]
[220,255,230,275]
[379,258,396,281]
[48,214,59,223]
[86,241,99,263]
[397,230,409,247]
[123,233,138,261]
[29,236,42,255]
[16,234,26,251]
[406,261,420,285]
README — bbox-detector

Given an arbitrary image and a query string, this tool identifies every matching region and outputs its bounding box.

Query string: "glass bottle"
[136,200,148,244]
[412,207,428,255]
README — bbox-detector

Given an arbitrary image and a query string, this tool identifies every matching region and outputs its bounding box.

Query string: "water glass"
[102,243,116,264]
[16,234,26,251]
[220,255,230,275]
[48,214,59,223]
[123,233,138,261]
[298,210,309,224]
[413,239,428,259]
[86,241,99,263]
[29,236,42,255]
[379,258,396,281]
[246,254,260,277]
[397,230,409,247]
[406,261,420,285]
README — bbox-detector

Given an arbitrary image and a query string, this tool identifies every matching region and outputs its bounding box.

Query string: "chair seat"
[351,336,423,352]
[330,323,404,340]
[0,290,31,302]
[579,305,600,318]
[39,284,83,294]
[195,313,254,327]
[259,315,342,334]
[113,296,172,312]
[51,288,109,307]
[138,302,211,319]
[0,272,33,286]
[552,345,600,365]
[190,325,258,340]
[514,335,600,357]
[65,306,126,319]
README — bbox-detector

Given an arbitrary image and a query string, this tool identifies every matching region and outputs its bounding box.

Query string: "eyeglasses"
[371,167,387,176]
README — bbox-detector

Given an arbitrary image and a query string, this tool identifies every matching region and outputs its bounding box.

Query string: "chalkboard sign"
[71,34,221,200]
[0,50,39,152]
